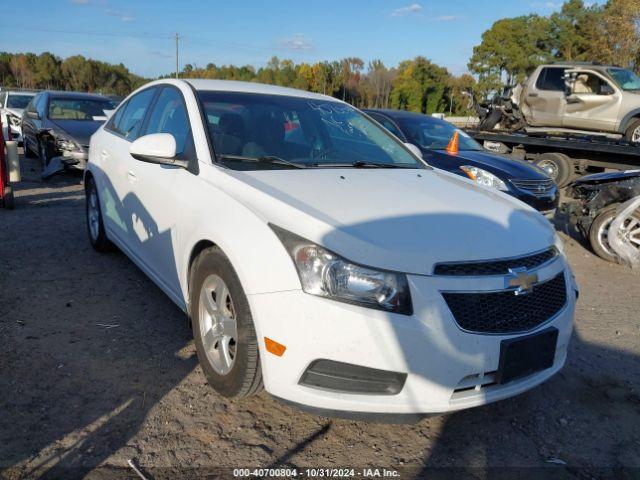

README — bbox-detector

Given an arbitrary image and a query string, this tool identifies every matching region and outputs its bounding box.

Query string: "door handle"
[100,149,110,160]
[528,93,539,98]
[127,170,138,184]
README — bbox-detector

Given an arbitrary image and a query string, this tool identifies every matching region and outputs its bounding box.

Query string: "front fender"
[619,108,640,133]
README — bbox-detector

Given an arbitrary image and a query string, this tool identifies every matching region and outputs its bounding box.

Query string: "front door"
[563,69,621,133]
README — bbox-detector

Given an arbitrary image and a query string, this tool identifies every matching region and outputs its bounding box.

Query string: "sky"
[0,0,602,78]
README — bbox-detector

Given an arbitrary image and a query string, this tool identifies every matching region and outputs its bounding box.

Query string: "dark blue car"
[363,109,559,215]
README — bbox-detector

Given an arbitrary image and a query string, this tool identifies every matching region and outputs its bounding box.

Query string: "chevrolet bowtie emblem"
[506,267,538,295]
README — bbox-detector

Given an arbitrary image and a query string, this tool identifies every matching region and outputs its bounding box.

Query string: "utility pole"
[175,33,180,79]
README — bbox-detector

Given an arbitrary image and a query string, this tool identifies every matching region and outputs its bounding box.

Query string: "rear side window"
[536,68,566,91]
[108,87,157,141]
[143,87,192,155]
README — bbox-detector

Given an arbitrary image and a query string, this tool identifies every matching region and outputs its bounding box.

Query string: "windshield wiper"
[217,154,306,169]
[315,161,416,169]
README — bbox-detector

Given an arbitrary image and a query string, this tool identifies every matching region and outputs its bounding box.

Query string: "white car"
[0,90,36,143]
[85,79,577,421]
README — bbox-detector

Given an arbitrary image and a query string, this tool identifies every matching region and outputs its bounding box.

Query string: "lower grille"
[511,178,555,196]
[442,272,567,334]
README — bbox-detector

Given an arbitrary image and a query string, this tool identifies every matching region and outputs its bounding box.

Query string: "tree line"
[0,0,637,113]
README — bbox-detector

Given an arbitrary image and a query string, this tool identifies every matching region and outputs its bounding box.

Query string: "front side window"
[143,87,191,154]
[399,118,483,151]
[48,97,116,121]
[7,94,34,109]
[109,88,156,140]
[197,91,423,170]
[607,68,640,91]
[370,114,404,139]
[536,68,566,91]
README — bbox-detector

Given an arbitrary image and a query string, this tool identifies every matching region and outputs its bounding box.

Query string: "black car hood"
[571,170,640,185]
[425,149,550,180]
[50,119,104,145]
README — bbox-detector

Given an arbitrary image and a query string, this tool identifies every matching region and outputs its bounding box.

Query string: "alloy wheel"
[598,215,640,257]
[632,125,640,144]
[87,186,100,241]
[198,274,238,375]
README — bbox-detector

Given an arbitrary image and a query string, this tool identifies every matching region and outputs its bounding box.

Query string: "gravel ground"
[1,155,639,480]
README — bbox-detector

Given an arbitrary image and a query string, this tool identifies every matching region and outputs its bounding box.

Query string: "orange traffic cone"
[446,131,459,154]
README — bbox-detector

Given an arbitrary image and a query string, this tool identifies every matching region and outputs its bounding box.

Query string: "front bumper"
[250,257,575,416]
[508,189,559,213]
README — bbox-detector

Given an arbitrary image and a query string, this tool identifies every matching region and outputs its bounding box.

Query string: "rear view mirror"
[130,133,187,168]
[404,143,423,159]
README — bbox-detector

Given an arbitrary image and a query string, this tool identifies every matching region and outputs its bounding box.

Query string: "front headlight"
[271,225,413,315]
[8,114,21,127]
[56,137,81,153]
[460,166,508,191]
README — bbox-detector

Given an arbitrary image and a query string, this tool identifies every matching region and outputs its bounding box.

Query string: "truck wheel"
[85,177,113,252]
[624,119,640,144]
[589,204,640,263]
[190,246,263,399]
[2,185,15,209]
[535,153,572,188]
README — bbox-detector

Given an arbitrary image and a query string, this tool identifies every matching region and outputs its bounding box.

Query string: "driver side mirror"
[404,143,423,159]
[27,111,40,120]
[130,133,188,168]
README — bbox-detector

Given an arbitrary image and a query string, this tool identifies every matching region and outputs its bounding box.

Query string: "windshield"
[607,68,640,91]
[7,94,34,109]
[398,117,483,151]
[49,97,117,121]
[196,91,424,170]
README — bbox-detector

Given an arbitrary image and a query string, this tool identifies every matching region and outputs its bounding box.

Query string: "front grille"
[511,178,555,196]
[434,248,558,276]
[442,272,567,334]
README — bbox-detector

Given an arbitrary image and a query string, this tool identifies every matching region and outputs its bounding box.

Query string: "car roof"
[6,91,37,96]
[42,90,113,100]
[364,108,445,124]
[182,79,338,102]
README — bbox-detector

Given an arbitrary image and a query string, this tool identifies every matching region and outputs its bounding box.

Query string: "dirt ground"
[1,154,639,480]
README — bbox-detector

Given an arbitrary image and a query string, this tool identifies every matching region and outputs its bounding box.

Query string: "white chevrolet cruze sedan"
[85,79,577,421]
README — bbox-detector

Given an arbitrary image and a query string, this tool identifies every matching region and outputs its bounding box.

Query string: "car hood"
[218,167,556,275]
[571,169,640,185]
[5,107,24,117]
[51,120,104,145]
[429,149,550,180]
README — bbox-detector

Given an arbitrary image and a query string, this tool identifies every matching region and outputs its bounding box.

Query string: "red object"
[0,114,7,199]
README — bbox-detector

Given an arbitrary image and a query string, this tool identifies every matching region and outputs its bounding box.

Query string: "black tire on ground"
[85,176,113,252]
[190,246,263,399]
[589,204,640,263]
[38,138,51,167]
[535,152,572,188]
[624,118,640,144]
[2,185,15,209]
[24,139,36,158]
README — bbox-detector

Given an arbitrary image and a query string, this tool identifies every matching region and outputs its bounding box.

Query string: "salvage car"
[85,79,577,420]
[564,170,640,262]
[0,90,36,143]
[474,62,640,142]
[22,91,116,174]
[364,109,559,216]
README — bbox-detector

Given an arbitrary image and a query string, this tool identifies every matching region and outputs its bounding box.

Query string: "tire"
[38,138,51,167]
[190,246,263,398]
[85,177,113,252]
[2,185,15,209]
[624,118,640,145]
[589,204,640,263]
[535,152,572,188]
[24,138,36,158]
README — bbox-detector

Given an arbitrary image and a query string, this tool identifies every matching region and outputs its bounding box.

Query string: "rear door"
[524,67,567,127]
[93,87,158,253]
[563,69,621,133]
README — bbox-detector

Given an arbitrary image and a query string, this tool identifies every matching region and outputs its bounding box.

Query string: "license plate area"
[496,327,558,384]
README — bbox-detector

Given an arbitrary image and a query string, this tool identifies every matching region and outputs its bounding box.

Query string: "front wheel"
[190,246,263,398]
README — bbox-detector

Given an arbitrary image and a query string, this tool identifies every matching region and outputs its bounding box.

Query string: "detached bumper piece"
[299,359,406,395]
